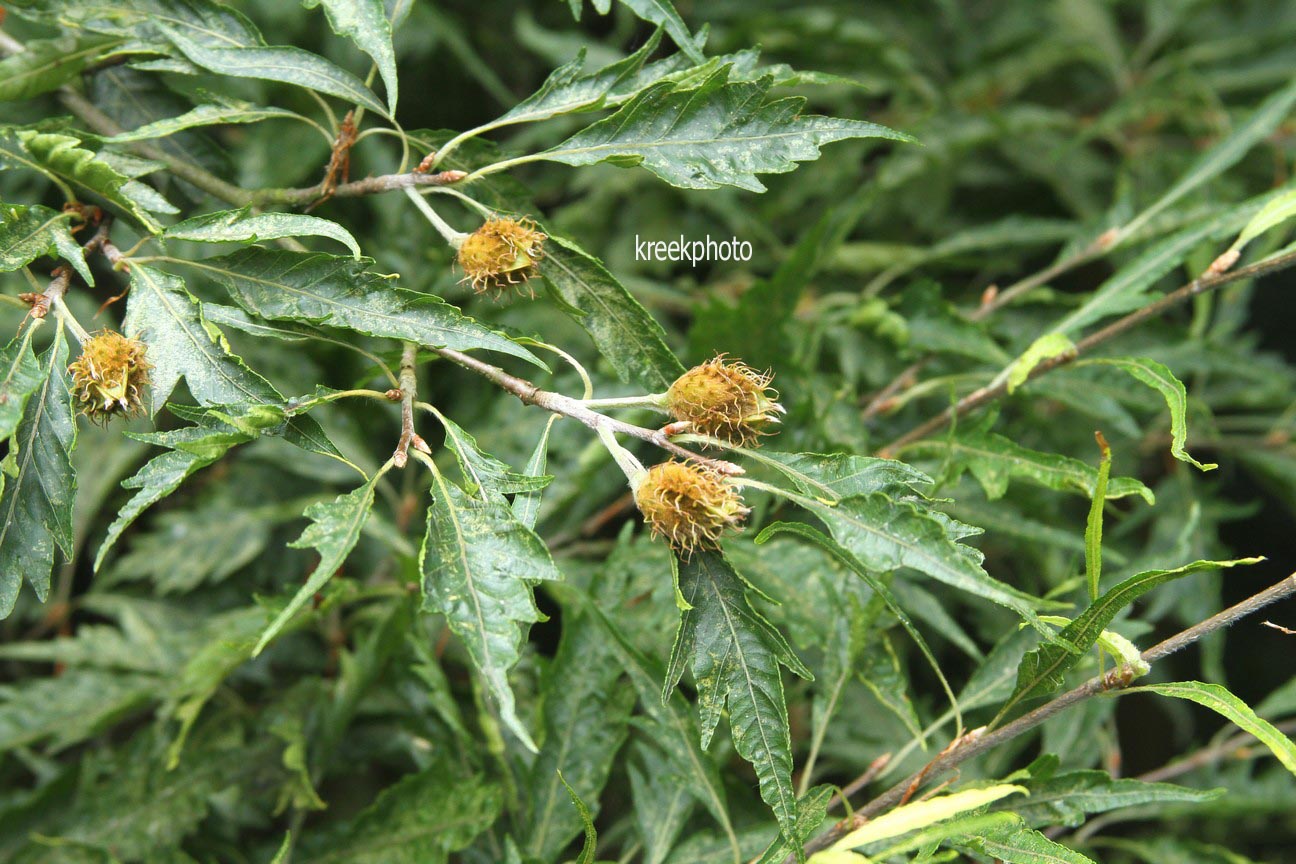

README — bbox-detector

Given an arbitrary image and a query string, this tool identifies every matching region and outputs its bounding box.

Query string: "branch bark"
[793,572,1296,862]
[878,248,1296,457]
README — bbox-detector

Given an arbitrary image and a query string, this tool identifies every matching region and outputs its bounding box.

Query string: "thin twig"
[792,573,1296,861]
[878,248,1296,457]
[431,347,743,475]
[393,343,429,468]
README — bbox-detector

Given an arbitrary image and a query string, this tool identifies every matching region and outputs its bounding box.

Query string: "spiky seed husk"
[634,460,749,553]
[666,356,784,446]
[68,330,151,424]
[456,217,546,297]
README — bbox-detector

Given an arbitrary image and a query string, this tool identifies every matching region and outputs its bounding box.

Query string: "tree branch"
[793,572,1296,861]
[431,347,743,475]
[878,248,1296,457]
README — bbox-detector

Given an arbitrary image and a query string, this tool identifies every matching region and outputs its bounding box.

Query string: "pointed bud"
[456,216,546,296]
[666,356,784,446]
[633,460,749,553]
[68,330,151,424]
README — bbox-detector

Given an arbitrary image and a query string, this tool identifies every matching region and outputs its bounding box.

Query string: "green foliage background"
[1,1,1296,863]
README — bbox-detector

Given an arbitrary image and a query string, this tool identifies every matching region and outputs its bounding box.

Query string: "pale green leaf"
[1089,357,1217,471]
[1231,186,1296,252]
[826,785,1025,852]
[0,35,125,102]
[253,474,380,656]
[0,201,94,284]
[664,550,811,841]
[560,772,598,864]
[0,327,75,619]
[0,127,167,232]
[185,248,542,367]
[1004,558,1260,716]
[540,66,910,192]
[161,27,389,118]
[165,207,361,259]
[903,428,1154,503]
[542,232,684,391]
[106,101,305,142]
[304,0,399,112]
[420,469,561,752]
[1006,332,1075,394]
[1124,681,1296,777]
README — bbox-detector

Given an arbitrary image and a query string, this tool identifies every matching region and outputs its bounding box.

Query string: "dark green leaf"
[0,327,75,618]
[165,207,361,259]
[304,0,399,112]
[420,469,561,751]
[664,550,811,841]
[0,35,125,102]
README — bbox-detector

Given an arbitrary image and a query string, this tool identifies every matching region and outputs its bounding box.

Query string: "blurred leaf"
[0,35,125,102]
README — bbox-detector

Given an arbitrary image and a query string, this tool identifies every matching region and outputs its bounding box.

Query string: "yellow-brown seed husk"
[68,330,151,424]
[666,356,783,446]
[634,460,748,553]
[456,217,546,296]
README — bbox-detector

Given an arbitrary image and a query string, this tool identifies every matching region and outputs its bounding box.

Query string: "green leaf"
[0,667,157,753]
[0,35,125,102]
[161,27,389,118]
[560,772,598,864]
[165,207,361,259]
[93,406,289,571]
[0,326,75,619]
[1124,681,1296,777]
[1004,558,1260,716]
[903,428,1153,503]
[0,327,47,445]
[1121,76,1296,240]
[310,761,502,863]
[788,491,1047,629]
[1084,434,1112,601]
[1231,186,1296,253]
[489,32,664,129]
[1088,357,1217,471]
[513,415,556,529]
[123,264,291,410]
[750,450,932,501]
[419,469,561,752]
[0,201,94,284]
[542,232,684,391]
[664,550,811,842]
[755,785,836,864]
[186,248,542,367]
[0,127,167,232]
[953,822,1097,864]
[525,608,634,861]
[580,587,738,851]
[1006,332,1075,394]
[1009,758,1223,828]
[105,101,305,142]
[303,0,399,113]
[540,66,910,192]
[253,473,380,656]
[431,408,553,496]
[613,0,704,63]
[109,505,272,594]
[826,785,1025,852]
